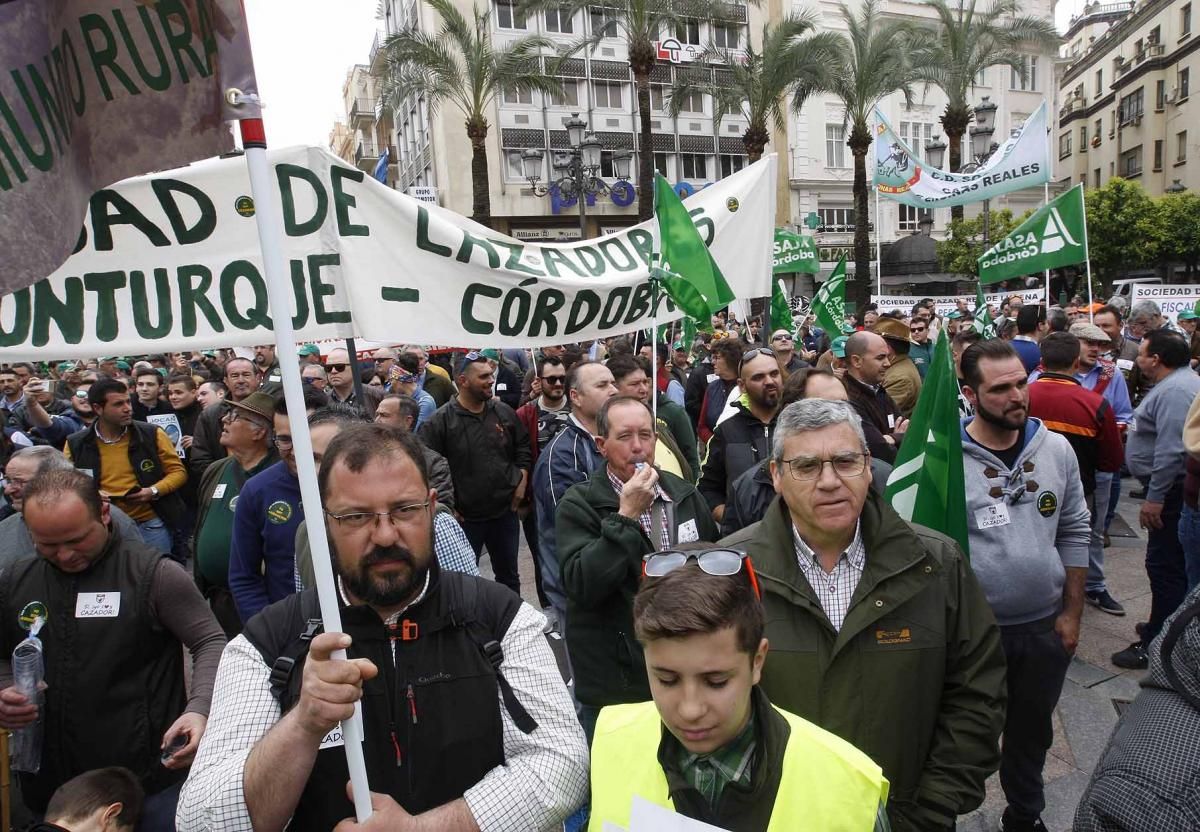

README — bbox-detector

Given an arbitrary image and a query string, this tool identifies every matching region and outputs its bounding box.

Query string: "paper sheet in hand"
[627,796,731,831]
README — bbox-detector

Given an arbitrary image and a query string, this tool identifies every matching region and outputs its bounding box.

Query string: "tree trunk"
[743,122,769,163]
[849,123,873,310]
[941,104,971,223]
[466,116,491,228]
[629,40,657,222]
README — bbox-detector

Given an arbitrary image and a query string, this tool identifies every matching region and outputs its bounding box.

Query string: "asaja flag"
[654,173,736,320]
[0,0,260,295]
[974,283,996,338]
[979,184,1088,285]
[884,330,970,556]
[770,279,794,334]
[773,228,820,274]
[811,257,847,338]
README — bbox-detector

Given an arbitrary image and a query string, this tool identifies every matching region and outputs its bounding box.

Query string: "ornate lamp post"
[926,95,1000,246]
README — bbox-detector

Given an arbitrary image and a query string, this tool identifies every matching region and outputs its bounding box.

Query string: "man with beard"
[252,345,283,397]
[177,424,589,831]
[960,340,1091,832]
[699,348,780,525]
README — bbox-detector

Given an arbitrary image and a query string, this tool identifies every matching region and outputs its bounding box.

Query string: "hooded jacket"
[698,396,774,514]
[1075,585,1200,831]
[720,493,1005,832]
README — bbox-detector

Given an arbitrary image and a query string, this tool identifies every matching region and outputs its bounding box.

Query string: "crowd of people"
[0,295,1197,831]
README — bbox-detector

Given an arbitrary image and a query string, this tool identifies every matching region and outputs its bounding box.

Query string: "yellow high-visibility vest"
[589,700,889,832]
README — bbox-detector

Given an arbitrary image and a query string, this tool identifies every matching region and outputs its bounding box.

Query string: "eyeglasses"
[738,347,775,372]
[325,500,431,530]
[326,363,350,373]
[771,335,793,342]
[780,452,869,481]
[642,548,761,600]
[2,475,30,489]
[539,375,566,385]
[220,406,245,423]
[272,433,293,449]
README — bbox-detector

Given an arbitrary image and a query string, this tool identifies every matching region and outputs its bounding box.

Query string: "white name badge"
[269,374,282,382]
[1117,359,1134,372]
[212,484,227,499]
[497,383,508,391]
[319,724,345,751]
[887,413,896,429]
[706,373,719,384]
[677,518,699,543]
[975,503,1011,530]
[76,591,121,618]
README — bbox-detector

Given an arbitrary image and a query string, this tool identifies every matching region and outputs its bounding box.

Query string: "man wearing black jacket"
[421,354,531,594]
[842,332,906,463]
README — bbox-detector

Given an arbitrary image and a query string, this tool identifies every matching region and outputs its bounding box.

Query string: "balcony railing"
[349,98,377,123]
[355,141,381,165]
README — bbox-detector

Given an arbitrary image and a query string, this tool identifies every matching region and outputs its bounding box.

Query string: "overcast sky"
[243,1,381,150]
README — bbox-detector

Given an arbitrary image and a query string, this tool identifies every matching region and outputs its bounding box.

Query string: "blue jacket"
[228,461,305,622]
[532,417,603,618]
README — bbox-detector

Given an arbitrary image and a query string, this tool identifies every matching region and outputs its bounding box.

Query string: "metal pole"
[982,198,991,248]
[577,158,588,241]
[237,119,373,822]
[1043,182,1051,308]
[874,186,883,296]
[1081,184,1095,322]
[346,337,367,408]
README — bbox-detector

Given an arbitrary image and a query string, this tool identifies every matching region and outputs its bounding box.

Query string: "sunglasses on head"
[738,347,775,372]
[642,548,761,599]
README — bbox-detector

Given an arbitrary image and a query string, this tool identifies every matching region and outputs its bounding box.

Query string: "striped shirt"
[792,522,866,631]
[607,467,672,549]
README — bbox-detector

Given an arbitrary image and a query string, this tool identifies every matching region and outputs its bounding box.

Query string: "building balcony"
[355,140,382,169]
[369,31,387,73]
[349,97,378,125]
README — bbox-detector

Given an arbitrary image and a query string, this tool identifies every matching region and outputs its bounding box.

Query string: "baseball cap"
[1178,310,1200,322]
[672,340,685,350]
[298,344,321,357]
[114,360,131,371]
[831,336,850,359]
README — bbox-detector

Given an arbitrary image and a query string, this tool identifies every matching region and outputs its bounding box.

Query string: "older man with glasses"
[722,398,1004,832]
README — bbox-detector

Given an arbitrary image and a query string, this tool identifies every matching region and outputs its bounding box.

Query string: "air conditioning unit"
[1132,114,1143,125]
[1166,89,1179,104]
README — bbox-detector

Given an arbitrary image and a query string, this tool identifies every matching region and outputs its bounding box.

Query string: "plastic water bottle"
[10,617,45,773]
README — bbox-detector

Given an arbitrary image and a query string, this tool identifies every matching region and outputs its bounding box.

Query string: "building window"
[592,80,624,109]
[719,154,747,178]
[1154,139,1164,170]
[1150,25,1161,44]
[1080,124,1088,146]
[1094,117,1103,141]
[675,90,704,114]
[654,152,671,178]
[713,23,739,48]
[680,153,709,180]
[598,150,622,178]
[495,0,526,29]
[1180,67,1191,100]
[676,18,701,44]
[1120,145,1143,176]
[1010,55,1038,91]
[817,207,855,232]
[650,84,666,112]
[544,7,573,32]
[589,6,618,37]
[1179,130,1189,162]
[898,204,932,232]
[1118,87,1144,124]
[1059,132,1072,159]
[1183,3,1192,36]
[975,68,987,86]
[899,120,935,154]
[1095,67,1103,92]
[504,149,532,180]
[1094,167,1102,187]
[548,80,579,107]
[502,87,532,105]
[826,123,846,168]
[1157,79,1167,109]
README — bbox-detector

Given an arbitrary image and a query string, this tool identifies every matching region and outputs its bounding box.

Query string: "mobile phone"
[124,487,142,497]
[161,733,188,762]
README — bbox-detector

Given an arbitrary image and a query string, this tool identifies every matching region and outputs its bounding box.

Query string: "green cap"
[297,344,321,357]
[480,349,501,361]
[831,336,850,358]
[56,361,75,373]
[1179,310,1199,321]
[840,323,856,334]
[947,310,963,320]
[114,360,131,371]
[672,340,685,350]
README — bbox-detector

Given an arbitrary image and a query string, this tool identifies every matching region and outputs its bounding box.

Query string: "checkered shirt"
[607,466,672,549]
[792,522,866,632]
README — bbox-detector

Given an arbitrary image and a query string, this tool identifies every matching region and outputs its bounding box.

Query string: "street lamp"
[924,135,947,170]
[522,112,634,240]
[958,96,999,246]
[1166,178,1188,193]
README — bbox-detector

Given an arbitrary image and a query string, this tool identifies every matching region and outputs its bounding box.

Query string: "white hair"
[772,399,868,462]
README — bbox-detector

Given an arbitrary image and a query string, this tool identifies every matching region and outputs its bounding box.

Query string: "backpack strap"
[261,589,323,708]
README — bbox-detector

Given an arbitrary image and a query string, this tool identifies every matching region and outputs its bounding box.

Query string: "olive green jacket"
[721,492,1005,832]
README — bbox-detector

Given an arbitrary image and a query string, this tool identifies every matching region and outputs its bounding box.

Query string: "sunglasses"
[642,548,761,600]
[738,347,775,372]
[539,375,566,385]
[326,363,350,373]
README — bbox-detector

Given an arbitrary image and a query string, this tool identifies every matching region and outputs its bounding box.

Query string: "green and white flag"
[773,229,820,274]
[884,330,970,556]
[974,283,996,338]
[811,257,847,337]
[654,173,737,319]
[978,184,1088,285]
[770,279,794,335]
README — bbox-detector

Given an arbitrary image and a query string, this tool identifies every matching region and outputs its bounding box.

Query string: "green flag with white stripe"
[884,330,970,556]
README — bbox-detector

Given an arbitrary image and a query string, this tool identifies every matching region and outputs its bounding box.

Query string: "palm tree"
[666,13,842,163]
[819,0,919,305]
[910,0,1059,218]
[521,0,743,221]
[378,0,562,227]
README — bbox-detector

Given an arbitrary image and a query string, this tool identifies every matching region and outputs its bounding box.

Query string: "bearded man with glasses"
[721,398,1005,832]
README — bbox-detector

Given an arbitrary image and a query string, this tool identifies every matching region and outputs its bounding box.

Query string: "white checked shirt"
[176,601,589,831]
[792,522,866,632]
[607,466,672,549]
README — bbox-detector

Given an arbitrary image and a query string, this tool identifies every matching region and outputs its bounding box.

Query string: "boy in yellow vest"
[589,549,890,831]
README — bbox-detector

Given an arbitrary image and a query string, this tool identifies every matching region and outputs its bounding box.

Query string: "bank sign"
[0,147,776,358]
[550,179,710,215]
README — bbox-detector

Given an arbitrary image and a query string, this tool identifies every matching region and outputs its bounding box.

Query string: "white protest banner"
[1130,284,1200,320]
[147,413,185,458]
[872,290,1044,317]
[0,147,776,360]
[873,103,1049,209]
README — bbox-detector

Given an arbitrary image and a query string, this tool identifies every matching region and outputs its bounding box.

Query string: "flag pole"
[1043,182,1051,310]
[237,117,374,822]
[874,186,883,296]
[1080,184,1095,322]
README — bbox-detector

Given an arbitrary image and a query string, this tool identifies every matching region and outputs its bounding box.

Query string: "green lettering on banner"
[1,74,54,173]
[330,166,369,237]
[90,189,169,251]
[599,238,638,272]
[575,246,606,277]
[58,33,87,117]
[112,7,171,91]
[627,229,654,266]
[219,261,271,330]
[130,269,173,338]
[82,271,125,342]
[33,276,83,346]
[528,288,565,337]
[289,260,311,328]
[308,254,350,323]
[599,286,630,329]
[623,280,651,325]
[152,179,216,244]
[156,0,211,83]
[689,208,714,245]
[0,99,28,189]
[564,289,601,335]
[461,283,501,335]
[277,164,328,237]
[541,248,584,278]
[497,241,544,278]
[415,206,452,257]
[177,265,223,336]
[25,60,69,156]
[79,13,141,102]
[456,230,501,268]
[499,279,534,337]
[0,289,32,347]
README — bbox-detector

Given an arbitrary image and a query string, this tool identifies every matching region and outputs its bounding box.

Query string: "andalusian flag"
[974,283,996,338]
[653,173,735,319]
[770,279,794,334]
[884,330,970,556]
[811,257,847,337]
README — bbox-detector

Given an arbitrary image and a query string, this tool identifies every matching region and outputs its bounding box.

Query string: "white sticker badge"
[75,592,121,618]
[212,484,227,499]
[319,723,345,751]
[677,518,699,543]
[974,503,1011,530]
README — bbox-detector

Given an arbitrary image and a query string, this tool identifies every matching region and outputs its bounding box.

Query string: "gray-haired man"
[722,399,1005,832]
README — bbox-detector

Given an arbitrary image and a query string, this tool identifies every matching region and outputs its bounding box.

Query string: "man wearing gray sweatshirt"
[1115,329,1200,670]
[960,340,1091,832]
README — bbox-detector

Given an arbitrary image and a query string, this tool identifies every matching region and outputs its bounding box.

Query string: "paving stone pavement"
[481,481,1159,832]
